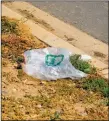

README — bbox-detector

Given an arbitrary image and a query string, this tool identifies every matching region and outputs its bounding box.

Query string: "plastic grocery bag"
[23,47,87,81]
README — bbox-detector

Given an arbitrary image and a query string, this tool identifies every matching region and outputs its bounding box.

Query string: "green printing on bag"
[45,54,64,66]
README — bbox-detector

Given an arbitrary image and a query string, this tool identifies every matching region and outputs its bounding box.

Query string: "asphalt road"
[30,1,108,44]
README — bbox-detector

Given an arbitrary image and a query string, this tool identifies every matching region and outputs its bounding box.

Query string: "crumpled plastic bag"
[23,47,87,81]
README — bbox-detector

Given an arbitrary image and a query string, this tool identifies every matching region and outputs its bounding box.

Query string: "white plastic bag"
[23,47,87,81]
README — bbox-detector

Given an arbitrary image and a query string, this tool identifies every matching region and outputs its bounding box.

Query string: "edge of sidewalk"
[2,4,108,79]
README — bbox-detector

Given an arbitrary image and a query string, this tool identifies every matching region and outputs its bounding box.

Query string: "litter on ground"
[23,47,92,81]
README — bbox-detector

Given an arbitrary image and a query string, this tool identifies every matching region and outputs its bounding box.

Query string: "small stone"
[12,88,17,92]
[19,105,23,108]
[89,91,93,94]
[37,104,42,108]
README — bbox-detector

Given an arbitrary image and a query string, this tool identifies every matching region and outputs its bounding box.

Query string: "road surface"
[30,1,108,44]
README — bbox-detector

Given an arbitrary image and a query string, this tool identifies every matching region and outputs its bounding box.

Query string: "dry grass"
[2,16,108,120]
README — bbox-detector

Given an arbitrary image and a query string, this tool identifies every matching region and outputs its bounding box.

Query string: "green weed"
[2,16,19,34]
[50,111,61,121]
[102,87,109,98]
[70,54,93,74]
[17,56,24,63]
[83,77,108,97]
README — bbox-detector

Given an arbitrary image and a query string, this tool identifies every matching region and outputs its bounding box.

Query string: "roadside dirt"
[2,17,108,120]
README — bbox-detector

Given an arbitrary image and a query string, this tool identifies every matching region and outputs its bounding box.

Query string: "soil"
[2,17,108,120]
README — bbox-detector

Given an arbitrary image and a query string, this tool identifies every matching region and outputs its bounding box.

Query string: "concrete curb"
[2,4,108,79]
